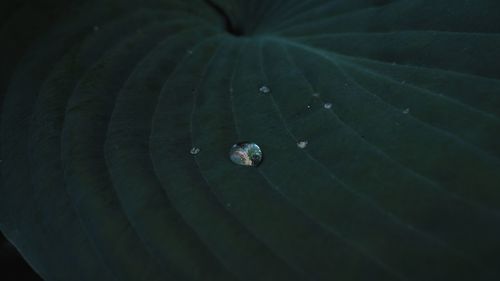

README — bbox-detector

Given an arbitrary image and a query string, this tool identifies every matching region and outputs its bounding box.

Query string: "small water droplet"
[190,147,200,155]
[312,92,320,98]
[259,86,270,94]
[323,102,332,109]
[307,105,311,109]
[297,140,308,149]
[229,142,263,167]
[402,108,410,114]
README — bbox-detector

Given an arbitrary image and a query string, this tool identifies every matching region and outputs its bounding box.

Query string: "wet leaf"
[1,0,500,280]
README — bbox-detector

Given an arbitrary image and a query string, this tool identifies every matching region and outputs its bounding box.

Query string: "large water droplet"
[229,142,263,167]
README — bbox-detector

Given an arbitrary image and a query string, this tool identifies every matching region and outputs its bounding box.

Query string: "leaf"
[1,0,500,280]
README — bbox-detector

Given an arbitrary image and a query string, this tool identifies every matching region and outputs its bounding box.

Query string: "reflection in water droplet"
[190,147,200,155]
[323,102,332,109]
[402,108,410,114]
[297,141,308,149]
[229,142,263,167]
[259,86,270,94]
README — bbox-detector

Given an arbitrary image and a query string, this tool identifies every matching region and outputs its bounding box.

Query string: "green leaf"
[1,0,500,280]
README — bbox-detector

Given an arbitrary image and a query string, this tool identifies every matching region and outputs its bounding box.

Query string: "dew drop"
[259,85,270,94]
[190,147,200,155]
[323,102,332,109]
[402,108,410,114]
[229,142,263,167]
[297,140,308,149]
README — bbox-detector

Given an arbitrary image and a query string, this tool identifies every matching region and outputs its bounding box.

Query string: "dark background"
[1,232,42,280]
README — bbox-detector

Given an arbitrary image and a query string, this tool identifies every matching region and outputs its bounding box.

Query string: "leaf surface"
[1,0,500,280]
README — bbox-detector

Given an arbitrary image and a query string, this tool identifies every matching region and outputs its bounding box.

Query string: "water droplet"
[229,142,263,167]
[323,102,332,109]
[402,108,410,114]
[259,86,270,94]
[307,105,312,109]
[190,147,200,155]
[297,140,308,149]
[312,92,320,98]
